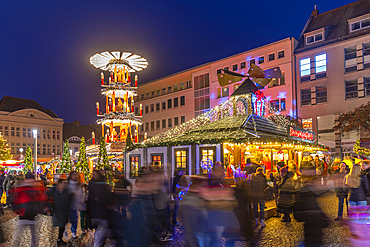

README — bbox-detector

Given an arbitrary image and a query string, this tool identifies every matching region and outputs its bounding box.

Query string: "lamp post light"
[33,129,37,179]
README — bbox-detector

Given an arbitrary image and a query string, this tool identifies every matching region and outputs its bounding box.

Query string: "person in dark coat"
[88,170,113,247]
[47,179,71,246]
[360,160,370,204]
[234,180,253,241]
[3,171,14,207]
[332,162,348,221]
[250,167,267,227]
[294,167,330,247]
[0,170,6,203]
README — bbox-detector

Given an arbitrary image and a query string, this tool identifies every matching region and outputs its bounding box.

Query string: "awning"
[0,160,22,166]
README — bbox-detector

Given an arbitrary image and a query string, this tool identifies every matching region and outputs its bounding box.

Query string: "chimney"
[312,5,319,17]
[73,121,80,126]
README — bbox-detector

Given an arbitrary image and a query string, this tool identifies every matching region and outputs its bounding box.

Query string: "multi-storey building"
[138,37,298,138]
[294,1,370,154]
[0,96,64,159]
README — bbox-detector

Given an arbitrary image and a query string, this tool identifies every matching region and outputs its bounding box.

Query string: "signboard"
[287,126,314,143]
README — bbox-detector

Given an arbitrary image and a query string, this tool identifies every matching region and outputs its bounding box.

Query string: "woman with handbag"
[250,167,268,227]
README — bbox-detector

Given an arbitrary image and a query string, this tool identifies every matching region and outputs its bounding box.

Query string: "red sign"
[288,126,314,142]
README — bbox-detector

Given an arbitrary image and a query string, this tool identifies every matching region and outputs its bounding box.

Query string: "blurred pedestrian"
[80,183,89,233]
[234,180,253,242]
[360,160,370,205]
[294,167,330,247]
[88,170,113,247]
[47,178,71,246]
[11,172,48,247]
[271,162,282,217]
[250,167,267,227]
[3,170,14,207]
[0,171,5,206]
[333,162,349,221]
[277,163,299,223]
[344,164,369,218]
[171,168,187,226]
[67,171,82,239]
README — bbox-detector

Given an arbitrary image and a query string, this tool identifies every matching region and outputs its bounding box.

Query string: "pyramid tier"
[97,112,142,126]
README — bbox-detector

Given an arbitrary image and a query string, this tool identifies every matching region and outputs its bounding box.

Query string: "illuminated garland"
[353,139,370,155]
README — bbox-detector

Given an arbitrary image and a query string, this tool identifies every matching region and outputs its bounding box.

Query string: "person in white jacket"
[67,171,83,238]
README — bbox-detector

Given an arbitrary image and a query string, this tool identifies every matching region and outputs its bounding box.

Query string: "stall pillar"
[270,149,274,171]
[191,144,196,176]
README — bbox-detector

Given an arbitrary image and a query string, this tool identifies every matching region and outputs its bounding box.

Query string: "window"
[56,145,59,155]
[4,127,8,136]
[162,88,166,95]
[181,116,185,124]
[240,62,246,69]
[0,126,2,135]
[175,149,188,172]
[194,74,209,90]
[281,98,286,111]
[145,105,149,114]
[150,104,154,112]
[345,80,358,99]
[174,117,179,126]
[151,154,163,166]
[151,91,154,98]
[232,64,238,71]
[174,84,178,92]
[140,124,144,132]
[47,130,50,139]
[217,69,222,75]
[180,96,185,106]
[364,42,370,69]
[278,50,285,59]
[53,145,55,154]
[141,94,144,100]
[186,80,192,89]
[11,127,14,136]
[162,119,166,129]
[306,33,323,44]
[47,144,50,154]
[57,131,60,140]
[174,97,179,107]
[200,147,216,174]
[146,93,149,99]
[168,86,172,93]
[162,101,166,110]
[156,120,160,130]
[28,128,31,137]
[217,86,229,98]
[156,102,160,111]
[350,18,370,32]
[258,56,264,64]
[43,130,46,138]
[16,143,20,153]
[135,107,138,115]
[268,53,275,61]
[156,90,160,96]
[250,59,255,66]
[344,46,357,73]
[270,99,280,111]
[53,130,55,139]
[300,58,311,81]
[151,121,154,131]
[316,86,327,103]
[179,83,185,90]
[168,118,172,128]
[23,128,26,137]
[16,127,20,137]
[224,67,229,71]
[365,77,370,96]
[43,144,46,154]
[167,99,172,109]
[145,122,149,131]
[130,155,140,178]
[301,89,311,106]
[315,54,327,76]
[11,143,14,153]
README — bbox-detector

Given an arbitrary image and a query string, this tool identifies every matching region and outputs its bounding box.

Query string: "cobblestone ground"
[156,191,353,247]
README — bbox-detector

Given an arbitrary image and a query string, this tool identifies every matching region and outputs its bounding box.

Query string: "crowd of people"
[0,155,368,246]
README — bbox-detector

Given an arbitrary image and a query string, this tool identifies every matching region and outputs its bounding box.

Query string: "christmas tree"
[23,146,33,173]
[125,129,133,150]
[0,133,11,161]
[96,135,108,170]
[60,140,72,173]
[76,137,89,182]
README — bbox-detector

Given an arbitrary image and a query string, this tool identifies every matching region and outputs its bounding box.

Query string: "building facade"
[137,37,298,138]
[0,96,64,159]
[294,1,370,154]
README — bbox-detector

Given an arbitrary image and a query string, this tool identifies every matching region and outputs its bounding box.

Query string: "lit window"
[300,58,311,77]
[258,56,264,64]
[345,79,358,99]
[175,149,187,172]
[130,155,140,178]
[270,99,279,111]
[152,154,163,166]
[315,54,327,74]
[200,148,215,174]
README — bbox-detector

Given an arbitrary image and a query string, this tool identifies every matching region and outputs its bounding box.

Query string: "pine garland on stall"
[23,146,33,173]
[76,137,89,182]
[0,133,12,161]
[60,140,72,173]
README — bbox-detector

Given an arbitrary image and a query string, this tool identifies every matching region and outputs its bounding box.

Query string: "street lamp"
[33,129,37,179]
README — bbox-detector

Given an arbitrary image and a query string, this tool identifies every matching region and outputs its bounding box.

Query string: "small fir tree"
[125,130,133,150]
[0,133,12,161]
[60,140,72,173]
[23,146,33,173]
[76,137,89,182]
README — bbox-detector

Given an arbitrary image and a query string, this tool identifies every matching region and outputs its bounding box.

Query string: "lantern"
[140,104,142,116]
[144,132,147,141]
[101,72,104,85]
[135,75,138,87]
[96,102,99,115]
